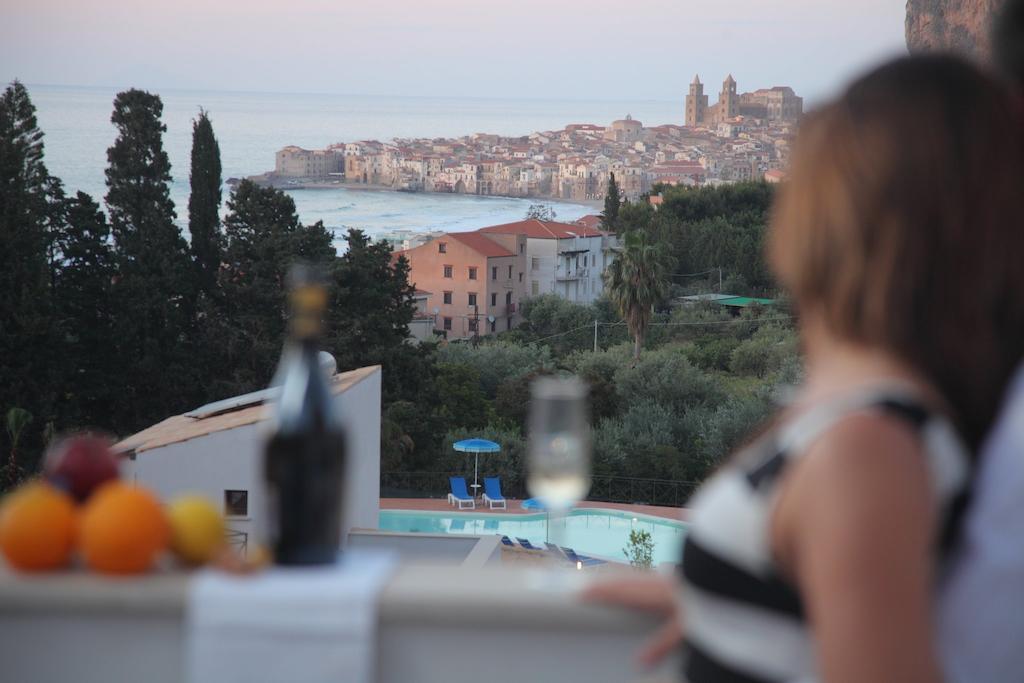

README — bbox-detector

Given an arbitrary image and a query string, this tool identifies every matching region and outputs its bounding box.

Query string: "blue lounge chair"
[516,537,544,551]
[482,477,507,510]
[500,535,515,547]
[447,476,475,510]
[546,542,606,567]
[562,545,607,567]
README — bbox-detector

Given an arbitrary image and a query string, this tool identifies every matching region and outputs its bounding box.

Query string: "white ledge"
[0,563,677,683]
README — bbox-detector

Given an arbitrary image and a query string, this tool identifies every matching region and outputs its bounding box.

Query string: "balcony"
[556,268,589,281]
[0,552,677,683]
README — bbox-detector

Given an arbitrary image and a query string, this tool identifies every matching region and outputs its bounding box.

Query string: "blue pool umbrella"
[453,438,501,495]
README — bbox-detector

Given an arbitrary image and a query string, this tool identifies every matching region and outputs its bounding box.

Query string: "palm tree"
[604,230,673,361]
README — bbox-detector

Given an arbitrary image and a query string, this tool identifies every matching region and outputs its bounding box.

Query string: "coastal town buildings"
[477,219,617,304]
[396,231,528,339]
[263,78,799,201]
[378,229,445,252]
[275,146,344,177]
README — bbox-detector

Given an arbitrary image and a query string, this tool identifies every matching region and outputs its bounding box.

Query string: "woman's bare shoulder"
[798,411,930,496]
[772,411,936,576]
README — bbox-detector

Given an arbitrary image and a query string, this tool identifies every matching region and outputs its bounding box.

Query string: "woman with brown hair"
[587,54,1024,683]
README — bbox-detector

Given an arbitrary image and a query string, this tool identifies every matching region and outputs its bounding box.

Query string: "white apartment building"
[478,219,618,305]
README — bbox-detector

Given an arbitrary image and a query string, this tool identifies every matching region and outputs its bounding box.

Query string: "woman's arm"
[772,413,943,683]
[581,574,683,668]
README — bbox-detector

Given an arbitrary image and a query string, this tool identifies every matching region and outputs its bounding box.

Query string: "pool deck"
[381,497,689,522]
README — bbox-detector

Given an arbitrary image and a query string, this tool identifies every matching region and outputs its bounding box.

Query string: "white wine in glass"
[528,376,591,555]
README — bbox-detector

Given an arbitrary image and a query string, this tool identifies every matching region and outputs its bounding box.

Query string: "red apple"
[43,433,120,502]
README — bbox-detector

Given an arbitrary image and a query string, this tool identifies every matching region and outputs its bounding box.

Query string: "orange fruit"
[79,482,169,575]
[0,481,77,571]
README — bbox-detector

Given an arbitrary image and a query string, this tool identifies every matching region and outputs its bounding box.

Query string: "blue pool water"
[378,508,686,565]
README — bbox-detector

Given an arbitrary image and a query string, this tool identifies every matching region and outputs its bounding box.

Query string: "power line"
[530,324,597,344]
[671,269,719,277]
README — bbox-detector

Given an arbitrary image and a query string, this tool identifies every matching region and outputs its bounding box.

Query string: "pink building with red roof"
[397,230,527,339]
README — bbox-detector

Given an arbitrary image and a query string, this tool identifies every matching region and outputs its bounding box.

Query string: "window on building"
[443,291,452,305]
[438,242,447,253]
[492,266,497,280]
[468,267,477,280]
[508,265,513,278]
[443,317,452,331]
[490,319,496,333]
[468,292,477,307]
[519,272,523,282]
[520,243,525,254]
[491,293,497,306]
[468,318,478,332]
[531,257,540,271]
[224,490,248,517]
[443,265,453,278]
[505,291,512,305]
[531,280,539,296]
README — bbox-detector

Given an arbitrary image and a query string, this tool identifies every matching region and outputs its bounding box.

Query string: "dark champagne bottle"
[264,266,347,565]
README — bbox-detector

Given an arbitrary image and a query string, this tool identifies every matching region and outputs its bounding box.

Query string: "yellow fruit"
[79,482,168,575]
[0,482,77,572]
[167,495,225,565]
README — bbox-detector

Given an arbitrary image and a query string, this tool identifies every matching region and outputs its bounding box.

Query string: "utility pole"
[593,319,599,352]
[718,267,723,292]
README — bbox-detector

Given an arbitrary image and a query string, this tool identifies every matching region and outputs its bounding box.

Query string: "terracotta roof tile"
[478,219,605,240]
[448,231,515,257]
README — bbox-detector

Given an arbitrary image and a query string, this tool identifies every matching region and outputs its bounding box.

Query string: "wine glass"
[527,375,591,564]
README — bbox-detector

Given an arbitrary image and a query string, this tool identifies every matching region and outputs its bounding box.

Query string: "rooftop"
[447,231,515,257]
[114,365,380,455]
[478,219,604,240]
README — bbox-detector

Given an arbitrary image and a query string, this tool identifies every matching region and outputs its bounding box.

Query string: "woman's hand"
[581,574,684,668]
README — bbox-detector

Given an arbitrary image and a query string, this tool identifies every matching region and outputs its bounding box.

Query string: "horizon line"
[11,80,692,106]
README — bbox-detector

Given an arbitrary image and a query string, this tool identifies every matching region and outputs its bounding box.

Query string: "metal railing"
[226,529,248,556]
[380,471,700,508]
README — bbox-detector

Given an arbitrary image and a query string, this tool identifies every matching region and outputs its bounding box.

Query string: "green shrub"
[436,340,552,397]
[623,529,654,569]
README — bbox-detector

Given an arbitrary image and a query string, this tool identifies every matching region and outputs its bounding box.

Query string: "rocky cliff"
[905,0,1004,60]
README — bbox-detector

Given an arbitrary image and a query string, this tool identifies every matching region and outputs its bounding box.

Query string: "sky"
[1,0,909,104]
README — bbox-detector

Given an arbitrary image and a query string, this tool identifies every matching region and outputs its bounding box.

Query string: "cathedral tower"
[685,74,708,127]
[719,74,738,121]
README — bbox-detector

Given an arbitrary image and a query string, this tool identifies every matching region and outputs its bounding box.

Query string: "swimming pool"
[378,508,686,565]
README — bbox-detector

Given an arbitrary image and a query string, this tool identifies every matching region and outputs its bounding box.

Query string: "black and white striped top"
[679,385,971,683]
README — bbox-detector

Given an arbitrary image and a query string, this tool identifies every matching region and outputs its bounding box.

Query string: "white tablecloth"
[186,550,396,683]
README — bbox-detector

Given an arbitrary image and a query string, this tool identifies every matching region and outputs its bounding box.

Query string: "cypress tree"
[105,89,198,431]
[0,81,58,476]
[602,172,621,230]
[188,109,223,295]
[51,192,116,429]
[206,180,335,398]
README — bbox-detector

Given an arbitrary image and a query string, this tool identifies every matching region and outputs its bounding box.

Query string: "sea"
[28,84,682,246]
